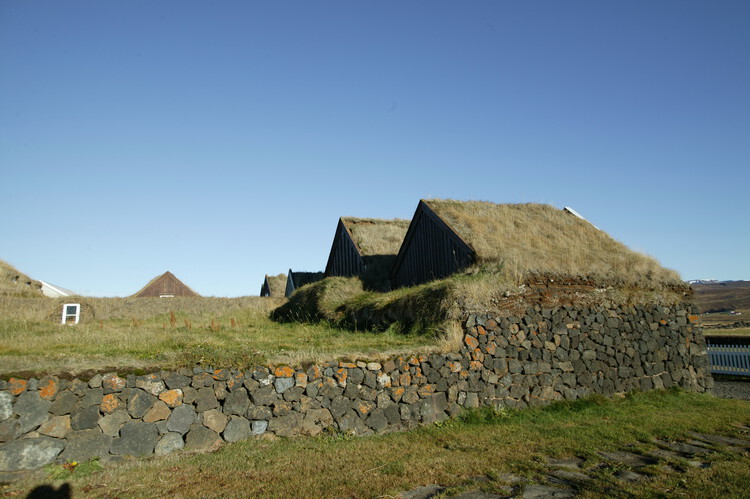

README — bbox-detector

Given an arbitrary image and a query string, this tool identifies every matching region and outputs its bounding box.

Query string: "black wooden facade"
[324,219,366,277]
[390,200,475,288]
[285,270,325,297]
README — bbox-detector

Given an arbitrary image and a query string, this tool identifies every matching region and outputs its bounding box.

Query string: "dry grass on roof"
[0,260,43,297]
[342,218,410,256]
[425,199,684,290]
[266,273,287,297]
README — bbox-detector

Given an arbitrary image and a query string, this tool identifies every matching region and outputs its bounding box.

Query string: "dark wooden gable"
[324,218,365,277]
[285,269,325,297]
[261,274,287,297]
[390,200,475,288]
[134,271,199,298]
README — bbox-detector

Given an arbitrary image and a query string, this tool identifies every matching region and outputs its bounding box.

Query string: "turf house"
[133,271,199,298]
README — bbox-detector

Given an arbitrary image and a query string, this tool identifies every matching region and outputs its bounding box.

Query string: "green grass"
[3,389,748,498]
[0,297,438,377]
[704,327,750,337]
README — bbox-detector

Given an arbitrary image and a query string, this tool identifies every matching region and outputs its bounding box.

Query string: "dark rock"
[70,405,100,431]
[111,421,159,456]
[0,392,12,421]
[60,428,112,462]
[99,410,132,437]
[155,432,184,456]
[223,388,250,416]
[78,388,104,408]
[268,413,303,437]
[0,437,65,471]
[223,416,252,442]
[13,391,51,434]
[164,373,192,390]
[365,409,388,432]
[49,390,79,416]
[127,389,156,419]
[184,423,223,452]
[167,404,197,435]
[250,385,279,406]
[247,405,273,421]
[194,387,220,413]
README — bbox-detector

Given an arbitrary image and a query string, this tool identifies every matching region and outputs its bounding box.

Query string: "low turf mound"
[0,260,43,297]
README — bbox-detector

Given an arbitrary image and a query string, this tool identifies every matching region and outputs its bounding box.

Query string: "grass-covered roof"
[341,218,410,257]
[0,260,43,297]
[423,199,683,289]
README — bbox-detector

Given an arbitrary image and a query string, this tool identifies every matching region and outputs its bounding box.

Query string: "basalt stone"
[250,385,279,406]
[251,420,268,435]
[0,437,65,471]
[155,432,185,456]
[143,401,171,423]
[301,408,333,436]
[202,408,228,434]
[60,428,112,462]
[194,387,219,412]
[213,382,228,402]
[329,396,351,420]
[163,373,191,390]
[78,388,104,408]
[223,387,250,416]
[223,416,253,443]
[48,390,78,416]
[102,373,127,394]
[111,421,159,456]
[268,413,303,437]
[247,405,273,421]
[88,374,103,389]
[99,410,132,437]
[336,411,371,436]
[283,386,305,403]
[0,392,12,421]
[14,391,52,434]
[167,404,197,435]
[38,415,71,439]
[364,409,388,432]
[128,389,157,419]
[70,404,100,431]
[0,419,19,442]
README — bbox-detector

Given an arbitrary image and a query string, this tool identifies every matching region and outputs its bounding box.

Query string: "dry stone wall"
[0,302,712,472]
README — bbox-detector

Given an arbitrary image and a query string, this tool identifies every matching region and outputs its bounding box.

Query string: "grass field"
[3,389,748,498]
[0,297,439,378]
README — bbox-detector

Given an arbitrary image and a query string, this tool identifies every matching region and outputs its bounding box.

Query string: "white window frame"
[61,303,80,325]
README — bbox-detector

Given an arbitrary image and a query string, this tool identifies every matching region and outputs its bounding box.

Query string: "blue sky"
[2,1,748,297]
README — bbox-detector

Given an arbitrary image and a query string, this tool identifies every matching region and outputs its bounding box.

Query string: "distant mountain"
[687,279,720,285]
[691,280,750,315]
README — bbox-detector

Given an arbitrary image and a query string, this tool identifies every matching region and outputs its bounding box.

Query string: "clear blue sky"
[2,1,748,297]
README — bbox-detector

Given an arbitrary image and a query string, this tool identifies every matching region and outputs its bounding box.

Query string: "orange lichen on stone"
[399,373,412,386]
[469,361,483,371]
[274,366,295,378]
[464,334,479,349]
[485,342,497,356]
[659,319,668,325]
[295,372,308,388]
[417,384,436,397]
[459,370,470,379]
[102,373,126,392]
[100,394,123,414]
[391,386,405,401]
[408,355,421,366]
[159,389,184,408]
[334,368,348,386]
[477,325,487,336]
[308,365,322,380]
[338,361,357,369]
[688,315,700,324]
[447,361,462,373]
[487,319,497,329]
[356,401,375,416]
[39,378,59,400]
[9,378,27,396]
[226,373,244,391]
[471,349,485,362]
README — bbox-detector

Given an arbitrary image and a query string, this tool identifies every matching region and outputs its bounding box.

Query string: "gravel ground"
[711,379,750,401]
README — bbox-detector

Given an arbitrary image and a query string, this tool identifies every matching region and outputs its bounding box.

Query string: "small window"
[61,303,80,325]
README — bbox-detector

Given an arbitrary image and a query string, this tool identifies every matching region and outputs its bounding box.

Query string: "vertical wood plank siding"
[325,221,365,277]
[392,208,473,288]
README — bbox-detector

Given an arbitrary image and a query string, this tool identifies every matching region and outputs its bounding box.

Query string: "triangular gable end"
[390,200,475,288]
[324,218,365,277]
[134,271,199,298]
